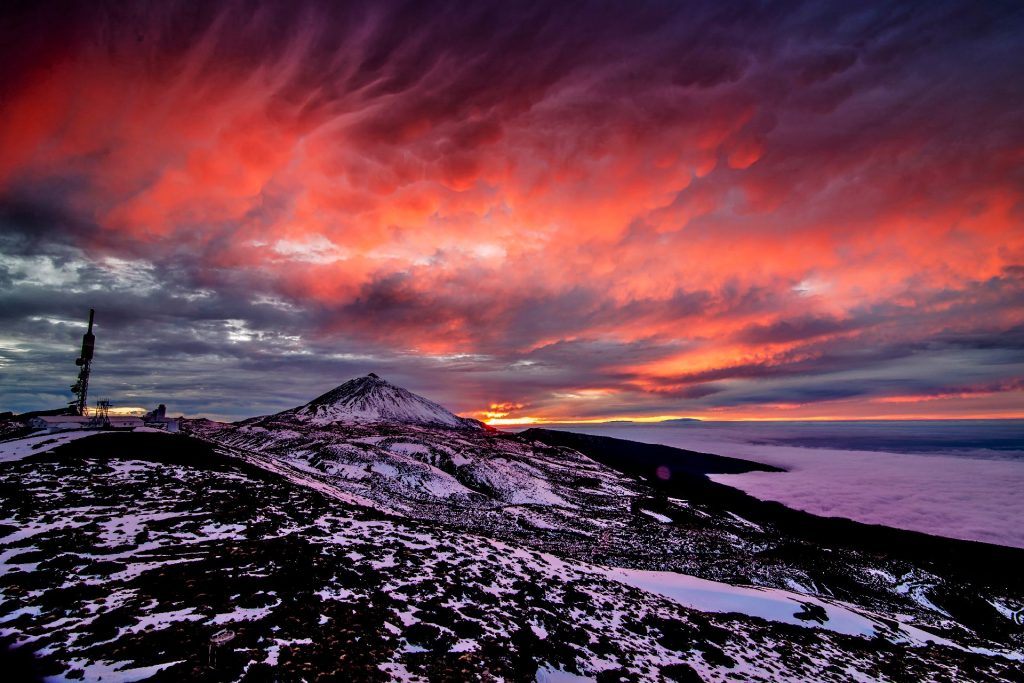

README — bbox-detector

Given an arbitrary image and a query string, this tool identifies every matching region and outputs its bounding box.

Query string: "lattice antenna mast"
[69,309,95,416]
[92,400,111,427]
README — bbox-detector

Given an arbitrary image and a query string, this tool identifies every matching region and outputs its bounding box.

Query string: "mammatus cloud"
[0,1,1022,421]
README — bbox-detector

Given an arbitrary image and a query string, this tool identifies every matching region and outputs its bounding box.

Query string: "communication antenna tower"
[69,309,96,416]
[92,399,111,427]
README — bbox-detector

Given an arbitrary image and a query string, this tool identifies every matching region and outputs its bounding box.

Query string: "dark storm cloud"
[2,243,1022,419]
[735,316,854,345]
[0,0,1022,420]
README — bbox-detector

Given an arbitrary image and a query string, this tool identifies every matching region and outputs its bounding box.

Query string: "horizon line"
[483,414,1024,426]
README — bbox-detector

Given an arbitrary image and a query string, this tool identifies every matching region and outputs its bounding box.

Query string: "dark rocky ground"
[190,418,1024,648]
[0,427,1021,681]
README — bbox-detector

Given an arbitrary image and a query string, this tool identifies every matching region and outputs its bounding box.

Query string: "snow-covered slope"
[269,374,484,430]
[2,429,1022,682]
[184,412,1024,662]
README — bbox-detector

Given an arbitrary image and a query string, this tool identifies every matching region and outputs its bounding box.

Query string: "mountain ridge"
[2,396,1024,680]
[267,373,487,430]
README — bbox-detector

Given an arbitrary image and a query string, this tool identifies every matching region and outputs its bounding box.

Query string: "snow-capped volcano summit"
[274,373,485,430]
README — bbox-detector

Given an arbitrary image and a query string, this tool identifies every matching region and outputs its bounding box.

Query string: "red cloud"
[1,1,1022,419]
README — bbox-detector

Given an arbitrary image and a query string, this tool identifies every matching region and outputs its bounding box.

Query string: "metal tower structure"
[91,399,111,427]
[69,309,96,416]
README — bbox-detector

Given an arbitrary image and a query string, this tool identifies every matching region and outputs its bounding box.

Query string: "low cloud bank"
[542,422,1024,549]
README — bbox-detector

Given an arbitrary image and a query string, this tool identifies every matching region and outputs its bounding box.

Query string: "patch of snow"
[128,608,203,633]
[44,659,183,683]
[393,606,419,627]
[450,639,478,652]
[864,568,898,583]
[207,601,279,625]
[0,430,98,462]
[378,662,421,682]
[401,642,428,654]
[988,598,1024,624]
[465,459,568,507]
[390,442,430,455]
[0,519,91,546]
[726,511,764,531]
[0,605,42,623]
[535,666,595,682]
[639,509,673,523]
[596,565,957,646]
[894,577,951,617]
[450,453,473,467]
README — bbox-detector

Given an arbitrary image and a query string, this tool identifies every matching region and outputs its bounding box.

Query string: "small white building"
[108,416,145,429]
[144,417,179,432]
[29,415,145,433]
[143,404,180,432]
[29,415,92,433]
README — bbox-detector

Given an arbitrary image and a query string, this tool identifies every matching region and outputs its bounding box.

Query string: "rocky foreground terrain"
[0,375,1022,682]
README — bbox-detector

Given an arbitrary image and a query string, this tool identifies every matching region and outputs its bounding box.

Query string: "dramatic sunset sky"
[1,0,1022,423]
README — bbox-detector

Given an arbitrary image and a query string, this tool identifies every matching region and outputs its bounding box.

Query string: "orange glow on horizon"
[478,390,1024,425]
[485,412,1024,427]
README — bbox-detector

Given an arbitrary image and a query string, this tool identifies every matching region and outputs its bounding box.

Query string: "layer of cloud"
[536,423,1024,549]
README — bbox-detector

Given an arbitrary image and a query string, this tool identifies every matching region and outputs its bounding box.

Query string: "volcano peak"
[274,374,484,430]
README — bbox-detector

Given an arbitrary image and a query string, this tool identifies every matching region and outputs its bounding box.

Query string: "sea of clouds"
[534,421,1024,549]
